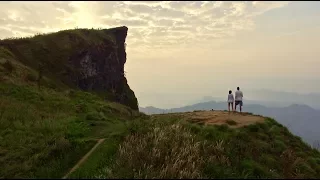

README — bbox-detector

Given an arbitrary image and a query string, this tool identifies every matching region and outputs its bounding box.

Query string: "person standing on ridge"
[235,87,243,112]
[227,90,234,112]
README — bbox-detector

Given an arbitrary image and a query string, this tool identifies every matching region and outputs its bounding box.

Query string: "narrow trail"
[62,110,264,179]
[62,138,105,179]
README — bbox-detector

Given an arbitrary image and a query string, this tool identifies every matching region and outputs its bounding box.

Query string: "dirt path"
[62,138,105,179]
[157,110,265,128]
[61,110,263,178]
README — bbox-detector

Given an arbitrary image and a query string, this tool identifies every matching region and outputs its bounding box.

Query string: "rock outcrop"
[0,26,138,110]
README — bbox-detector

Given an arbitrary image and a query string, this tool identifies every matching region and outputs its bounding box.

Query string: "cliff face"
[0,26,138,110]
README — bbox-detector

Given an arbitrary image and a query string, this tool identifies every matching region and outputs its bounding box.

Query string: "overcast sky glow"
[1,1,320,108]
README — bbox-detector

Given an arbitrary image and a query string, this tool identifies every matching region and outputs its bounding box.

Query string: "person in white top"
[235,87,244,112]
[227,90,234,112]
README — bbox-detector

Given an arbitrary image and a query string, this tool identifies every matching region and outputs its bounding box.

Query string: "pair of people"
[227,87,243,112]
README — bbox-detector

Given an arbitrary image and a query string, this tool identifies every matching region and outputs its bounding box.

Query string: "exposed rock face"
[0,26,138,110]
[67,26,137,110]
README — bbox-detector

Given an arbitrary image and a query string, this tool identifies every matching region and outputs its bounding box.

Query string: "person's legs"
[231,102,234,111]
[240,101,243,112]
[228,103,230,111]
[235,101,239,111]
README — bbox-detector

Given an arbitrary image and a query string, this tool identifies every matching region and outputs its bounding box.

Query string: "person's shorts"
[235,100,243,106]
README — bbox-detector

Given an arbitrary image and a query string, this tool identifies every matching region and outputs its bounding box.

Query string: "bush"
[215,124,229,132]
[3,60,15,73]
[240,159,271,178]
[25,73,37,82]
[226,119,237,126]
[260,154,277,167]
[247,124,260,133]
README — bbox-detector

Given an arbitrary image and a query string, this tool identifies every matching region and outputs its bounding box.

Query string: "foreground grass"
[0,82,140,178]
[2,81,320,179]
[2,66,320,179]
[89,115,320,179]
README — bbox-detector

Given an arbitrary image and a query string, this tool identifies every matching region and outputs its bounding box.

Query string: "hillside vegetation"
[0,27,141,178]
[1,28,320,179]
[82,112,320,179]
[0,26,138,110]
[0,82,144,178]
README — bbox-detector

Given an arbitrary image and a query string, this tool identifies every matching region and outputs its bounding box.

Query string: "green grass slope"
[0,82,144,178]
[87,114,320,179]
[0,31,143,177]
[1,28,320,179]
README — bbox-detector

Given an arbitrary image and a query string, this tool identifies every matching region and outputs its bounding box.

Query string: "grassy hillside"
[0,82,144,178]
[0,27,138,110]
[0,27,142,178]
[87,114,320,179]
[2,79,320,178]
[1,28,320,179]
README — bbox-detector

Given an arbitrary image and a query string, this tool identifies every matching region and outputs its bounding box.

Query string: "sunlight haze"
[1,1,320,108]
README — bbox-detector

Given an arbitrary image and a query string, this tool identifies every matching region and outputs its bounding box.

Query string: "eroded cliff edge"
[0,26,138,110]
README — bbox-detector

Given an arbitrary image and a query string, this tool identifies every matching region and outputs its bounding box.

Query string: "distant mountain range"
[244,89,320,109]
[140,100,320,146]
[138,89,320,110]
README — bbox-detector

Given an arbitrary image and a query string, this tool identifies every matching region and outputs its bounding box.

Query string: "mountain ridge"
[139,100,320,146]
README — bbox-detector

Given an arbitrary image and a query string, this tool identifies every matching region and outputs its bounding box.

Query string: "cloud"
[0,1,290,53]
[154,19,175,27]
[126,4,156,14]
[0,28,14,38]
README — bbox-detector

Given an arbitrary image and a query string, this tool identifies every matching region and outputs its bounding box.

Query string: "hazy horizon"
[137,85,320,109]
[1,1,320,108]
[137,87,320,109]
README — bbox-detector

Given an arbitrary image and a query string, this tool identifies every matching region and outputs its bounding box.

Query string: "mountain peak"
[0,26,138,109]
[288,104,314,110]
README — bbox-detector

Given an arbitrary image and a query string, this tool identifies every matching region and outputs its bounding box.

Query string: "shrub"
[0,47,15,59]
[25,73,37,82]
[247,124,260,133]
[273,139,287,153]
[226,119,237,126]
[215,124,229,132]
[3,60,15,73]
[260,154,277,167]
[86,112,100,121]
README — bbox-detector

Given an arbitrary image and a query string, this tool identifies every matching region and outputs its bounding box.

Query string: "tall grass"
[109,123,204,179]
[0,83,139,178]
[94,115,320,179]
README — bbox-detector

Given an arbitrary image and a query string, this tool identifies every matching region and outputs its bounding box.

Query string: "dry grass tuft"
[106,122,233,179]
[280,149,305,178]
[108,123,205,179]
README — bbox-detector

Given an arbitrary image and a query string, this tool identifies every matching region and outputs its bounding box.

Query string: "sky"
[1,1,320,108]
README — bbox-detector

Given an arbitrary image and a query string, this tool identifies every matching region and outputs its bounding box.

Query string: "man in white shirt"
[235,87,243,112]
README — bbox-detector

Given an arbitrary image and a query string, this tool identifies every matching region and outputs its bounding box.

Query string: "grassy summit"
[1,27,320,179]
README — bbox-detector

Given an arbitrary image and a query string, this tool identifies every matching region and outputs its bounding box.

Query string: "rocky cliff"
[0,26,138,110]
